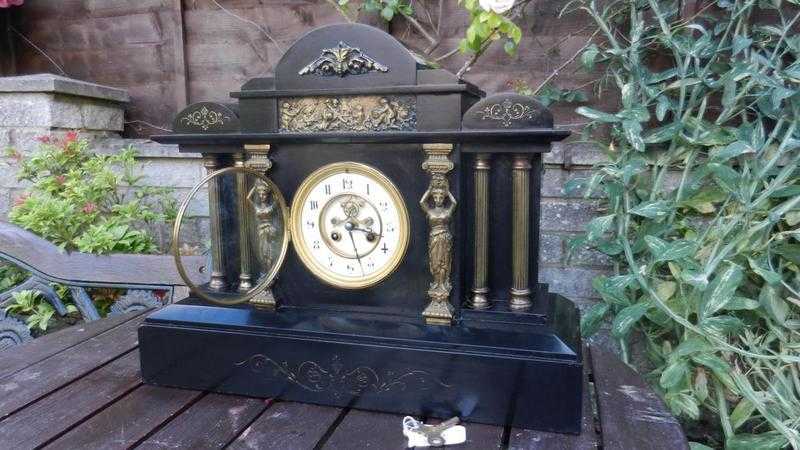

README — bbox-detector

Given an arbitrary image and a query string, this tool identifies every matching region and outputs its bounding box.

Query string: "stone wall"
[0,74,609,315]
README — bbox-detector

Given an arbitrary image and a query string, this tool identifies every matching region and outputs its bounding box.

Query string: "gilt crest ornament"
[477,98,536,127]
[179,106,230,131]
[299,41,389,77]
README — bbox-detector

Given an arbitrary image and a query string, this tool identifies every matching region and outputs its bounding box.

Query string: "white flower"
[479,0,515,14]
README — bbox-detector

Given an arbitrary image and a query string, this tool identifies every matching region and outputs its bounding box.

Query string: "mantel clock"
[139,23,583,433]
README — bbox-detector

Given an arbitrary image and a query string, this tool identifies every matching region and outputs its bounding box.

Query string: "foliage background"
[568,0,800,448]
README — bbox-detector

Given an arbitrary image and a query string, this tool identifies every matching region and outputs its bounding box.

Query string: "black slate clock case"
[140,23,583,434]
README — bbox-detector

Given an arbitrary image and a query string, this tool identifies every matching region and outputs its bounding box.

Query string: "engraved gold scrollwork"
[235,354,452,398]
[279,96,416,132]
[477,98,536,127]
[180,106,230,131]
[420,144,456,326]
[298,41,389,77]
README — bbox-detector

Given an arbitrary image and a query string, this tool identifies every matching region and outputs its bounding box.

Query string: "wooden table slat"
[227,401,343,450]
[508,377,598,449]
[0,315,146,420]
[321,409,410,449]
[0,350,142,448]
[590,345,689,450]
[0,310,146,379]
[134,393,268,450]
[43,385,204,450]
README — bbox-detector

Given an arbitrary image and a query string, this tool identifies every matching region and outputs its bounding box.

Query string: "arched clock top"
[172,102,240,134]
[274,23,418,90]
[462,93,553,130]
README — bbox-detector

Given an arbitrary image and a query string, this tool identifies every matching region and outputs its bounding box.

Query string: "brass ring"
[172,166,290,305]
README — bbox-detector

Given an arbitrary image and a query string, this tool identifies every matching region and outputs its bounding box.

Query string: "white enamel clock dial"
[290,162,410,289]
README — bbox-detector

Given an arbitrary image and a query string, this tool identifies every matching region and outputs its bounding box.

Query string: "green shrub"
[8,132,175,253]
[567,0,800,448]
[2,133,176,330]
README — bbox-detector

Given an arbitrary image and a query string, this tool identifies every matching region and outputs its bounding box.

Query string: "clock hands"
[344,222,365,275]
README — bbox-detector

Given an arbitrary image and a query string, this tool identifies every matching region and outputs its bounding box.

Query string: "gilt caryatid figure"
[247,179,277,270]
[420,175,456,300]
[420,143,457,325]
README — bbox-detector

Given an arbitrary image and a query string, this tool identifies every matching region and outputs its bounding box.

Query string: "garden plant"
[567,0,800,448]
[2,133,175,332]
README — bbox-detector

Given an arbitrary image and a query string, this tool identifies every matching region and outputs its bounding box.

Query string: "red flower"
[13,193,30,206]
[35,135,50,144]
[0,0,24,8]
[65,131,78,143]
[82,202,97,214]
[55,175,66,185]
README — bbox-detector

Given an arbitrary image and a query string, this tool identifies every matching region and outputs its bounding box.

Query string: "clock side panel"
[270,143,464,318]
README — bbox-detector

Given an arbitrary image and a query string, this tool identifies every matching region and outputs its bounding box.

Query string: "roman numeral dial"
[290,162,410,289]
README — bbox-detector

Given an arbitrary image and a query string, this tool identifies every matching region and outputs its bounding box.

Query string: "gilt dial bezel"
[290,162,410,289]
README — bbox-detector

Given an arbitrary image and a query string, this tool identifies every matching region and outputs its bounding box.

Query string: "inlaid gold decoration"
[180,106,230,131]
[510,154,532,311]
[279,96,416,132]
[468,153,492,310]
[236,354,452,398]
[298,41,389,77]
[478,98,536,127]
[420,143,456,325]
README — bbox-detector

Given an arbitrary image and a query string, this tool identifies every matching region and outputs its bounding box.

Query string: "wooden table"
[0,311,688,449]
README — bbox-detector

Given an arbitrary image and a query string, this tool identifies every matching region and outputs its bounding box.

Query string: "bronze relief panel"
[279,96,417,132]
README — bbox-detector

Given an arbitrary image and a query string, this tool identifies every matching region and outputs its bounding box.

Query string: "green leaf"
[673,338,711,359]
[665,392,700,420]
[575,107,619,123]
[725,433,788,450]
[586,214,615,241]
[711,141,755,162]
[693,369,708,402]
[503,40,517,56]
[773,243,800,265]
[707,163,741,193]
[700,263,743,319]
[725,296,760,310]
[629,200,672,219]
[592,274,637,305]
[580,302,610,337]
[655,96,670,121]
[665,78,701,90]
[759,285,788,325]
[700,315,744,336]
[660,359,688,388]
[748,257,781,285]
[645,236,697,262]
[611,301,650,338]
[581,44,599,72]
[689,443,714,450]
[381,6,395,21]
[732,36,752,56]
[729,399,755,431]
[643,123,681,144]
